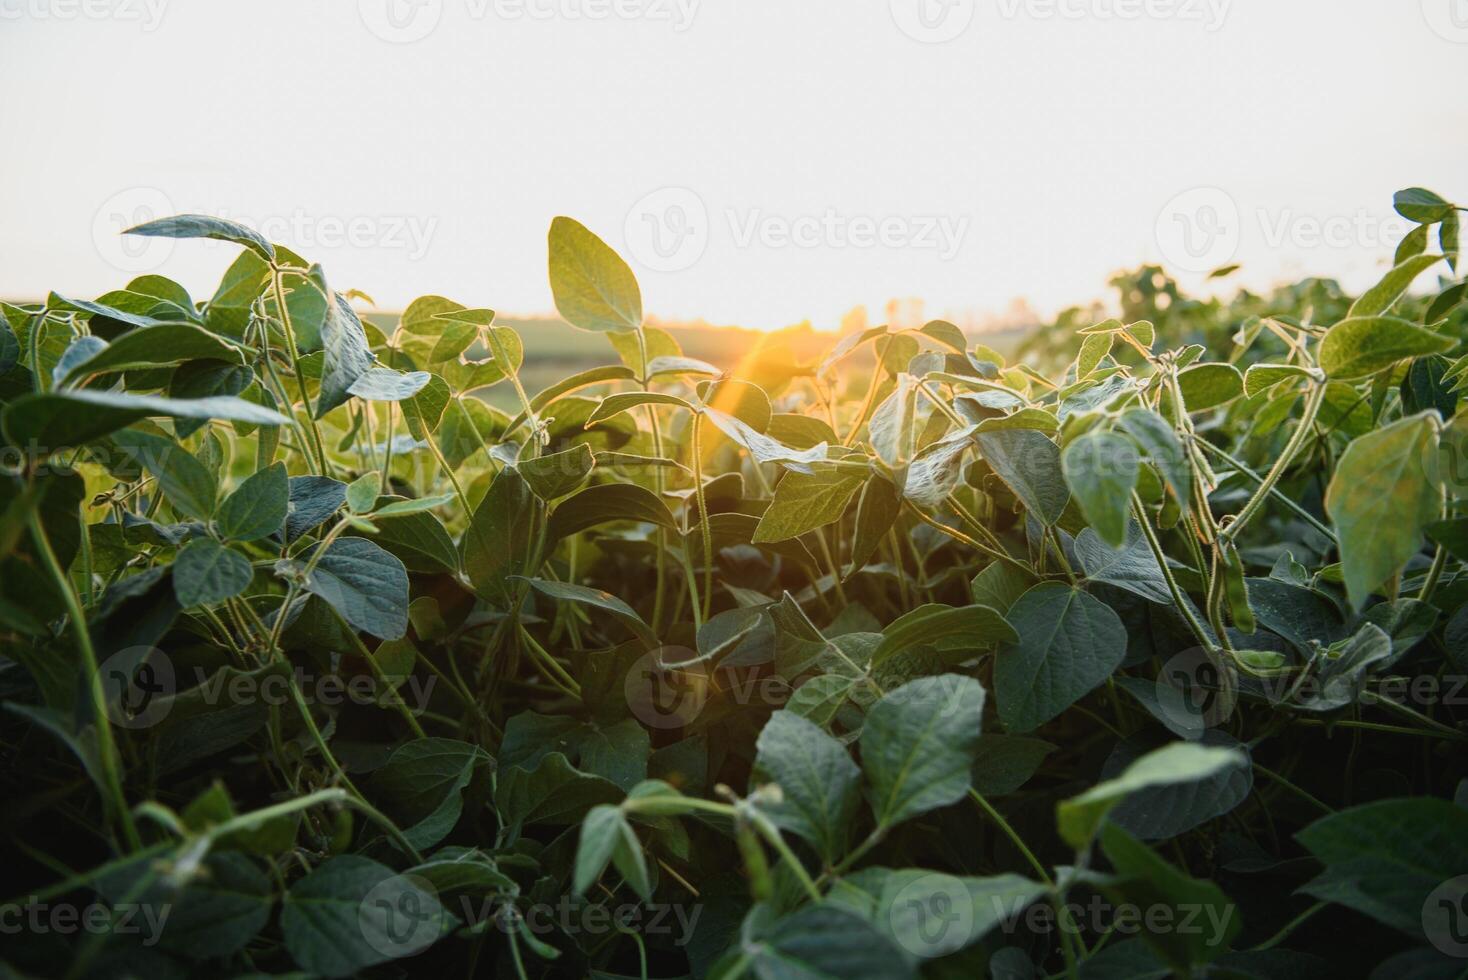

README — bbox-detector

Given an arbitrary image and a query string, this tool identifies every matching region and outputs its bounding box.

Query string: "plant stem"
[270,269,330,476]
[1222,381,1326,543]
[28,509,141,850]
[1131,493,1215,652]
[691,414,713,622]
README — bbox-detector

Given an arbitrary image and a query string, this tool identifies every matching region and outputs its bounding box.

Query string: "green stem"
[1196,439,1336,543]
[28,509,140,850]
[270,269,330,476]
[1222,381,1326,543]
[691,414,713,623]
[1131,493,1215,652]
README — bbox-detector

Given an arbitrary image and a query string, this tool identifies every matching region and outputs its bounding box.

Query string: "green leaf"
[747,905,916,980]
[1118,409,1191,513]
[282,855,450,977]
[871,603,1017,668]
[372,738,493,849]
[1393,187,1453,223]
[1242,363,1312,398]
[1175,362,1243,411]
[918,318,968,352]
[286,475,346,540]
[346,367,431,401]
[1297,798,1468,939]
[173,538,253,608]
[401,374,451,439]
[574,804,652,900]
[1056,741,1247,847]
[995,583,1127,732]
[1324,412,1440,608]
[345,473,380,514]
[111,429,218,519]
[1101,732,1253,841]
[494,752,622,838]
[545,482,678,544]
[518,576,656,647]
[1319,316,1457,380]
[1078,331,1112,377]
[518,444,596,500]
[126,213,275,262]
[753,469,864,543]
[586,390,696,427]
[971,407,1060,435]
[847,475,901,576]
[282,536,409,639]
[548,216,643,333]
[831,868,1047,961]
[860,674,986,829]
[462,466,535,604]
[1,389,288,450]
[751,710,861,864]
[58,323,243,386]
[1098,824,1242,971]
[1349,253,1445,318]
[316,291,376,417]
[971,735,1056,796]
[975,428,1069,525]
[1062,430,1139,548]
[704,407,831,473]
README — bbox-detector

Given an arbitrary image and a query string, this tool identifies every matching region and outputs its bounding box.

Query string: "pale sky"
[2,0,1465,330]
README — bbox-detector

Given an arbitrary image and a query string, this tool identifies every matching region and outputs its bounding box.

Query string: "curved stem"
[1222,381,1326,543]
[270,269,330,476]
[28,509,141,850]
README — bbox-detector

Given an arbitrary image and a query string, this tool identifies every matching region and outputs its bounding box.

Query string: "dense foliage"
[2,188,1467,979]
